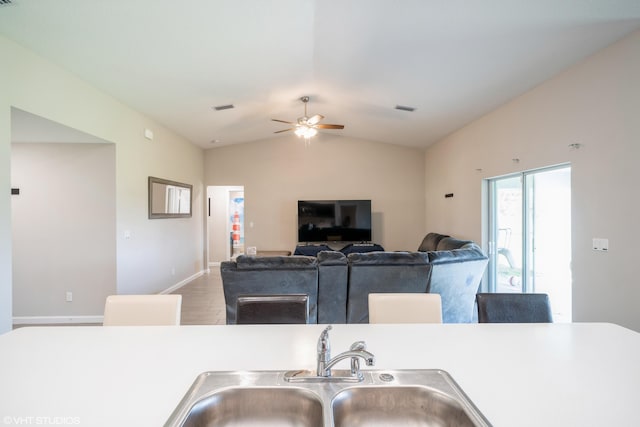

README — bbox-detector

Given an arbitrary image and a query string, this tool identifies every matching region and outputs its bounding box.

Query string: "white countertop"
[0,323,639,426]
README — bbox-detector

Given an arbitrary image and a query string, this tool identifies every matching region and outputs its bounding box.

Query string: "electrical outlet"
[171,267,176,276]
[66,291,73,302]
[592,238,609,251]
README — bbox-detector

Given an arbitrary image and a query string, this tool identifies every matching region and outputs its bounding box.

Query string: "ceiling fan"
[272,96,344,139]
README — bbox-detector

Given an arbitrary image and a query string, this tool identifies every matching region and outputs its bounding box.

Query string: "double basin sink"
[164,369,491,426]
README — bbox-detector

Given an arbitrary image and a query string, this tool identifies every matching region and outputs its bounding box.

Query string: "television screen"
[298,200,372,242]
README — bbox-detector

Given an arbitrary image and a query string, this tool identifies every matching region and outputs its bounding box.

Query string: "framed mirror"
[148,176,192,219]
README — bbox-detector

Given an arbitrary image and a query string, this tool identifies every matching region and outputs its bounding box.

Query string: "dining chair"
[476,293,553,323]
[368,293,443,324]
[236,294,309,324]
[103,294,182,326]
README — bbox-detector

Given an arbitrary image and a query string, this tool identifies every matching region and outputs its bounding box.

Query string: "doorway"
[10,108,116,325]
[207,186,245,265]
[487,165,572,322]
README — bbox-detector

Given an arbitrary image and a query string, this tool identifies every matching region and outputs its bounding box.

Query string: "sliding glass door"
[487,165,572,321]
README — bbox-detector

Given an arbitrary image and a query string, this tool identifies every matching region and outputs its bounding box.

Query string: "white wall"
[424,30,640,331]
[11,143,116,319]
[0,35,204,333]
[204,136,425,253]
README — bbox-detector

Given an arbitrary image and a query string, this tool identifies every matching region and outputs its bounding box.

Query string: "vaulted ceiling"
[2,0,640,149]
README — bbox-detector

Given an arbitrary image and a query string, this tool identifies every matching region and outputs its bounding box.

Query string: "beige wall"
[424,30,640,331]
[205,136,425,252]
[0,35,204,332]
[11,143,116,318]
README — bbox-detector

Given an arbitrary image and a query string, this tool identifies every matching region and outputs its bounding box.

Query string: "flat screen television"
[298,200,372,243]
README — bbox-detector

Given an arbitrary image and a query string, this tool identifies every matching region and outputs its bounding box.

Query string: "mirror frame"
[148,176,193,219]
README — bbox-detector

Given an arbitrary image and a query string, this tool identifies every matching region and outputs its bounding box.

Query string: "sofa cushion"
[347,251,431,266]
[436,236,474,251]
[418,232,450,252]
[316,250,347,265]
[340,243,385,255]
[236,254,317,270]
[346,251,432,323]
[427,242,485,264]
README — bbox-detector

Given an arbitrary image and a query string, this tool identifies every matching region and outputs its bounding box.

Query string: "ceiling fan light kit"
[294,126,318,139]
[272,96,344,142]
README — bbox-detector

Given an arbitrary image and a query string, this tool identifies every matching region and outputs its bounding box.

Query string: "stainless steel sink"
[333,386,479,427]
[180,387,323,426]
[164,370,491,427]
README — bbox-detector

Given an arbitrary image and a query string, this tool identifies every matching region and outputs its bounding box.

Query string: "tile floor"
[171,266,226,325]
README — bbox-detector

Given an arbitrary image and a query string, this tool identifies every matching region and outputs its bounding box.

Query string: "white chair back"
[103,295,182,326]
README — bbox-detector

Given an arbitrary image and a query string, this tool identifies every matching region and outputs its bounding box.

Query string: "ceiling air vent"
[0,0,13,6]
[213,104,234,111]
[395,105,416,112]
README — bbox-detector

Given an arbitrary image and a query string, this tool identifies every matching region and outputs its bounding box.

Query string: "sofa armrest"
[428,246,488,323]
[317,251,348,324]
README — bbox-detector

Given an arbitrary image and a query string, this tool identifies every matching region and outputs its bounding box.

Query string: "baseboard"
[13,315,104,325]
[209,261,221,267]
[159,269,206,295]
[13,270,207,325]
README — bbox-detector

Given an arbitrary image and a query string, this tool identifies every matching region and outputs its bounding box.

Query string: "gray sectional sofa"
[221,233,488,324]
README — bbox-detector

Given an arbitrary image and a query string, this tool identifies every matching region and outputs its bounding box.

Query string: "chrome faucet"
[316,325,332,377]
[316,326,375,379]
[348,341,368,376]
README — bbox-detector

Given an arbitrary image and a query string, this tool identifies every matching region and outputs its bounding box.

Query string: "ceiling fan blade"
[307,114,324,125]
[315,124,344,130]
[272,119,295,124]
[274,128,294,134]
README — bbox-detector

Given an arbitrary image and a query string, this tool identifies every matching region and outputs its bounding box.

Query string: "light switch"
[124,230,131,239]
